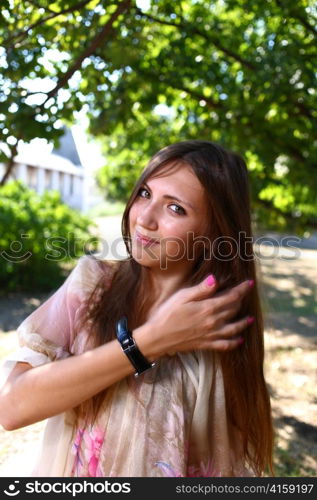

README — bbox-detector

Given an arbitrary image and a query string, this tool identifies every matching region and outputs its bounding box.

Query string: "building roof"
[52,126,82,166]
[10,126,84,175]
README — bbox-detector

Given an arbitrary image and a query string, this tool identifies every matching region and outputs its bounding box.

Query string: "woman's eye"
[137,188,186,215]
[170,204,186,215]
[137,187,150,197]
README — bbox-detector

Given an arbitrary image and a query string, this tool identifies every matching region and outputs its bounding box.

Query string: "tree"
[0,0,316,232]
[0,0,132,180]
[0,180,98,291]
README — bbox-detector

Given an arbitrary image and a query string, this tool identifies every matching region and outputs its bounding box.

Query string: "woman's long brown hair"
[74,140,274,476]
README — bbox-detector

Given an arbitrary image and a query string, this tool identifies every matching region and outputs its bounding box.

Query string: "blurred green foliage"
[0,180,98,292]
[0,0,316,233]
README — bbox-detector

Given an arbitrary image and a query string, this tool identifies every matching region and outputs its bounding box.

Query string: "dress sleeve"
[0,255,107,386]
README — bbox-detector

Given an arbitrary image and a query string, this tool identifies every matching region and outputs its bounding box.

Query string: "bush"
[0,180,98,292]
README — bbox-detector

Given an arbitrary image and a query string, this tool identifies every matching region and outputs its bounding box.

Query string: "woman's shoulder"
[76,253,122,273]
[69,254,122,295]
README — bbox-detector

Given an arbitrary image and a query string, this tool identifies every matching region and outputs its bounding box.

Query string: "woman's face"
[129,162,209,272]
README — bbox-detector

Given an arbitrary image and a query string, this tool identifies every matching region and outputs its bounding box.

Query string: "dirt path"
[0,241,316,477]
[260,249,317,476]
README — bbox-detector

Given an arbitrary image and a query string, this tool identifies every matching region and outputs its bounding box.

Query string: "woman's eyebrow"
[143,182,195,210]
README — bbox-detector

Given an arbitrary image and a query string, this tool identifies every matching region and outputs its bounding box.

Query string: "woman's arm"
[0,276,252,431]
[0,323,158,431]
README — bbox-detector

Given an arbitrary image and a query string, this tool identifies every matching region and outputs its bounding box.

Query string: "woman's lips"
[135,231,159,246]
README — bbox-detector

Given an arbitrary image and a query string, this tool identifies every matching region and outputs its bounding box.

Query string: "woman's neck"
[141,262,192,307]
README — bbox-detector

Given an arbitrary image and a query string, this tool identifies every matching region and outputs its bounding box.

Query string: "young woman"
[0,140,273,477]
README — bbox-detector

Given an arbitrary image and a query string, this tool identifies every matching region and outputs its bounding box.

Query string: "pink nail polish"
[247,316,255,325]
[248,279,254,288]
[206,275,216,287]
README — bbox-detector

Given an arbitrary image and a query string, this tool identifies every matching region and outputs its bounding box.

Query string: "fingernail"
[238,336,244,344]
[248,279,254,288]
[247,316,255,325]
[206,275,216,287]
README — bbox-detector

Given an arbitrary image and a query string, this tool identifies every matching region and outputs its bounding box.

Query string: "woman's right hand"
[145,275,254,355]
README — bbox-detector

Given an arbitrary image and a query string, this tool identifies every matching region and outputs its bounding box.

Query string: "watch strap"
[116,316,155,377]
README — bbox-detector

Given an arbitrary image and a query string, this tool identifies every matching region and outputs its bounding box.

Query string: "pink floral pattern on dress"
[71,426,105,477]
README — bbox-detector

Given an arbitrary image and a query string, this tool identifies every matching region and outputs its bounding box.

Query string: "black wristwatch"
[115,316,156,377]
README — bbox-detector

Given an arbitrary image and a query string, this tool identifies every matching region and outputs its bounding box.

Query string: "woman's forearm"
[0,323,161,431]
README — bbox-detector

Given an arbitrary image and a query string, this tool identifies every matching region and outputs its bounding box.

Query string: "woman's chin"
[131,247,161,266]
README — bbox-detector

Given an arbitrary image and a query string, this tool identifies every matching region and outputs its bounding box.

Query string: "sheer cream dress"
[1,255,254,477]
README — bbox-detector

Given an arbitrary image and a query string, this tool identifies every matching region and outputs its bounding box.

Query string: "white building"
[0,127,104,213]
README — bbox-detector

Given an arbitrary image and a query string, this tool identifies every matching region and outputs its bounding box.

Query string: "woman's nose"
[136,203,158,229]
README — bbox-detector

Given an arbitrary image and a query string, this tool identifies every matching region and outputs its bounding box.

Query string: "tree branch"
[40,0,132,107]
[0,142,19,186]
[135,8,257,71]
[274,0,316,37]
[137,68,224,110]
